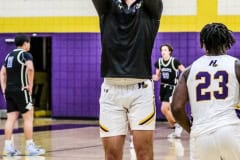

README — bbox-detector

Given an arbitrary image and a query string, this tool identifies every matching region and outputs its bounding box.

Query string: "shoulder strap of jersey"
[158,58,162,70]
[171,57,178,71]
[4,53,11,62]
[17,50,25,65]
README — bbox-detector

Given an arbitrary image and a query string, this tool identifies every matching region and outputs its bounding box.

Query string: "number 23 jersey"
[187,55,240,137]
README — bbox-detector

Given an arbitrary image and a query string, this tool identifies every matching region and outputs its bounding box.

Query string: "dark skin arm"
[171,67,191,133]
[92,0,111,16]
[144,0,163,19]
[171,59,240,133]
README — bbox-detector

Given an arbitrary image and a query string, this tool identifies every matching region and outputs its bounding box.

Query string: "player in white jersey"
[171,23,240,160]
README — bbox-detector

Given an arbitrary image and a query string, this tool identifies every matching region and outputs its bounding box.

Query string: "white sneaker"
[130,148,137,160]
[25,142,45,156]
[167,139,184,157]
[174,139,184,157]
[167,132,180,138]
[2,144,21,156]
[174,123,183,137]
[25,156,46,160]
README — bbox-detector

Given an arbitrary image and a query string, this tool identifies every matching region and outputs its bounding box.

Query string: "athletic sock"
[130,135,134,148]
[26,139,34,146]
[5,140,13,147]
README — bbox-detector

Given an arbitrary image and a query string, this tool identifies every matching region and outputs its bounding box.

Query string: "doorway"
[30,36,52,116]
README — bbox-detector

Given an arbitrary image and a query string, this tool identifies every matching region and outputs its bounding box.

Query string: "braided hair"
[200,23,236,55]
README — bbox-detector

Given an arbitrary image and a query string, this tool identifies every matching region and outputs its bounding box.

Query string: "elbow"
[27,69,34,75]
[27,66,34,72]
[0,73,6,81]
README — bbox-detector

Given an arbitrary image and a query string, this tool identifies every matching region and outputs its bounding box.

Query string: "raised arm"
[92,0,111,16]
[171,67,191,133]
[144,0,163,19]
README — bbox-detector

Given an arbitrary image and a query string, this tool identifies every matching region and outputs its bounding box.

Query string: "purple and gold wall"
[0,0,240,118]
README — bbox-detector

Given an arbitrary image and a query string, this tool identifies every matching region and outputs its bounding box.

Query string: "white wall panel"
[0,0,197,17]
[0,0,97,17]
[218,0,240,15]
[162,0,197,15]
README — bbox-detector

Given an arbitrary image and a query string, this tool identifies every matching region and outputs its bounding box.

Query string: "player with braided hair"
[171,22,240,160]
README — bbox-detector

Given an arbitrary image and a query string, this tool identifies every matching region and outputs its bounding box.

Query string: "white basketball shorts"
[99,79,156,137]
[190,124,240,160]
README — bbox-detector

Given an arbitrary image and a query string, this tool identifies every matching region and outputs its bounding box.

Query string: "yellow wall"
[0,0,240,33]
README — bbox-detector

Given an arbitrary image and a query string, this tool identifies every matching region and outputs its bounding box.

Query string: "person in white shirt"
[171,23,240,160]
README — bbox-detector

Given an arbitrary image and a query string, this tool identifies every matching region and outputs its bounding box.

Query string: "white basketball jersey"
[187,55,240,137]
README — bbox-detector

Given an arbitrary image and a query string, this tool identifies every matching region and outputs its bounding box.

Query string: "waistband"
[104,78,147,86]
[161,83,176,87]
[103,79,151,89]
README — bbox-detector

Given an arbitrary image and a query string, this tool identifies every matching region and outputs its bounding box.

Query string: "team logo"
[209,60,218,67]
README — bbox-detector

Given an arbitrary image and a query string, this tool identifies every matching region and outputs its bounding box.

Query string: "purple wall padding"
[51,34,102,117]
[0,34,15,110]
[0,32,239,119]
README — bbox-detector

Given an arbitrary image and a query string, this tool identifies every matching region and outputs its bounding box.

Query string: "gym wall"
[0,0,239,118]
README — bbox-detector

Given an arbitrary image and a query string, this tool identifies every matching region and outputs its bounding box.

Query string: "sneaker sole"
[25,150,46,156]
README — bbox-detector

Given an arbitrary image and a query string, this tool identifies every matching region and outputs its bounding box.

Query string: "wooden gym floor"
[0,118,190,160]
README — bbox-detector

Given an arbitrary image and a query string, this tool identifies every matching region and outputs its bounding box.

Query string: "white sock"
[174,123,183,136]
[130,135,134,148]
[130,135,133,141]
[174,123,180,128]
[26,139,34,146]
[11,136,14,143]
[5,140,13,147]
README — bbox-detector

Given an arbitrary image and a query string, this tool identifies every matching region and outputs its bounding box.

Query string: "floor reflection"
[3,156,45,160]
[0,119,190,160]
[168,138,185,157]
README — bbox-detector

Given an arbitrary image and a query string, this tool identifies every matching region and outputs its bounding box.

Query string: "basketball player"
[92,0,163,159]
[1,34,45,156]
[152,44,185,138]
[171,23,240,160]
